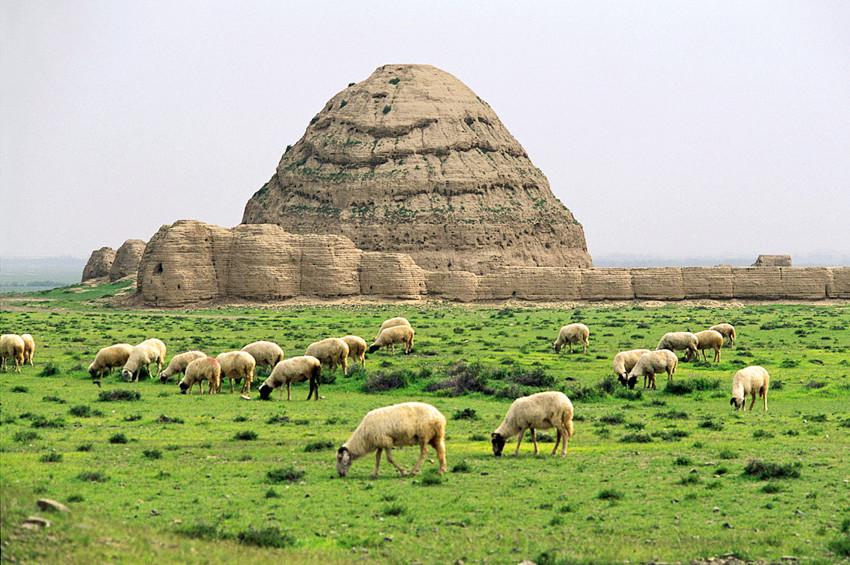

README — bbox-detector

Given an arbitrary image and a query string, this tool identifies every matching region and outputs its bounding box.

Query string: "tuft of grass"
[679,473,700,485]
[620,433,652,443]
[452,408,479,420]
[13,431,39,443]
[599,413,625,425]
[674,456,692,466]
[698,418,724,431]
[157,414,184,424]
[108,433,128,444]
[664,378,720,395]
[77,471,108,482]
[233,430,258,441]
[42,395,66,404]
[363,370,409,392]
[304,440,334,452]
[98,389,140,402]
[142,449,162,460]
[451,460,471,473]
[11,385,28,393]
[76,443,92,452]
[267,466,304,484]
[718,448,737,460]
[419,469,444,486]
[597,489,623,501]
[761,482,783,494]
[266,414,290,424]
[236,526,295,548]
[827,535,850,557]
[382,503,406,516]
[178,522,220,541]
[69,404,99,418]
[743,459,802,480]
[39,451,63,463]
[39,362,60,377]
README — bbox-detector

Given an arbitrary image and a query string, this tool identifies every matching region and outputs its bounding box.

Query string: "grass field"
[1,288,849,564]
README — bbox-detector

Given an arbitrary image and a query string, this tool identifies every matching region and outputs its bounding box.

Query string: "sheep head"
[258,383,273,400]
[159,372,169,384]
[178,381,189,394]
[367,344,380,354]
[491,432,506,457]
[336,447,352,476]
[553,341,562,354]
[121,368,133,381]
[730,397,745,410]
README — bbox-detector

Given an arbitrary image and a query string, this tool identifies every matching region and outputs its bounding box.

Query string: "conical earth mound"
[242,64,591,273]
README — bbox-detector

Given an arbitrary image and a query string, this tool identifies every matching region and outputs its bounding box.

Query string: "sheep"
[20,334,35,366]
[613,349,652,388]
[216,351,257,394]
[730,366,770,411]
[258,355,322,401]
[656,332,699,361]
[375,317,411,340]
[628,350,679,390]
[179,356,221,395]
[491,391,575,458]
[241,341,284,373]
[121,338,167,382]
[710,323,737,347]
[88,344,133,384]
[553,323,590,354]
[694,329,724,363]
[368,325,415,355]
[336,402,447,478]
[341,335,367,371]
[305,338,350,375]
[0,334,26,373]
[159,350,206,383]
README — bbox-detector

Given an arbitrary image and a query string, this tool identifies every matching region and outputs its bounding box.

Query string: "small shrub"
[233,430,258,441]
[779,358,800,368]
[680,473,700,485]
[674,456,691,466]
[267,414,290,425]
[620,433,652,443]
[761,483,783,494]
[157,414,184,424]
[31,416,65,429]
[39,362,60,377]
[597,489,623,501]
[267,466,304,484]
[469,432,488,441]
[743,459,802,480]
[827,535,850,558]
[108,433,128,444]
[13,431,39,443]
[264,488,280,499]
[66,494,84,503]
[382,504,405,516]
[653,429,689,441]
[123,414,142,422]
[657,410,688,420]
[424,362,489,396]
[770,379,783,390]
[236,526,295,548]
[142,449,162,460]
[451,460,471,473]
[39,452,63,463]
[69,405,98,418]
[664,378,720,395]
[419,469,443,486]
[42,395,66,404]
[233,415,248,422]
[599,413,625,425]
[363,370,408,393]
[718,448,736,459]
[76,443,92,452]
[98,390,140,402]
[805,380,827,389]
[178,522,220,540]
[11,385,28,393]
[753,429,774,439]
[698,418,724,431]
[452,408,479,420]
[304,440,334,452]
[78,471,108,482]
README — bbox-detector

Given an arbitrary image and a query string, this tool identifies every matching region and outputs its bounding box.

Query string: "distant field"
[0,257,85,294]
[1,286,849,564]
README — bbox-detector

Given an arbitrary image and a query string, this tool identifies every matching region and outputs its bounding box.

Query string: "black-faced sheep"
[0,334,25,373]
[258,355,322,401]
[305,338,350,375]
[553,323,590,354]
[730,366,770,411]
[341,335,367,371]
[336,402,447,478]
[628,350,678,389]
[656,332,698,361]
[216,351,257,394]
[240,341,284,373]
[694,329,724,363]
[710,323,737,347]
[179,356,221,395]
[88,343,133,384]
[159,350,206,383]
[368,325,415,355]
[613,349,652,388]
[121,338,167,382]
[375,317,411,340]
[20,334,35,366]
[491,391,575,458]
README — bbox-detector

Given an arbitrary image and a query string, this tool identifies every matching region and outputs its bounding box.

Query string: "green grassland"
[1,289,849,564]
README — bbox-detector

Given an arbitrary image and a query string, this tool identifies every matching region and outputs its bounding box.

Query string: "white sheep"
[730,366,770,411]
[216,351,257,394]
[628,350,679,390]
[159,350,206,383]
[553,323,590,354]
[375,317,411,340]
[121,338,167,382]
[179,356,221,395]
[258,355,322,401]
[341,335,367,371]
[368,325,415,355]
[613,349,652,388]
[491,391,575,458]
[241,341,284,372]
[20,334,35,366]
[694,329,724,363]
[710,323,737,347]
[336,402,447,478]
[306,338,350,375]
[656,332,699,361]
[88,343,133,384]
[0,334,25,373]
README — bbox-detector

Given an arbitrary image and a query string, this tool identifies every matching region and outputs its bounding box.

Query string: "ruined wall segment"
[81,247,116,282]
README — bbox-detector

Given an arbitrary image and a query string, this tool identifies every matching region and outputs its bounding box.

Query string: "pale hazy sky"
[2,1,849,261]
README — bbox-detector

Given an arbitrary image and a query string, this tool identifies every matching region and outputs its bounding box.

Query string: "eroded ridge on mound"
[242,64,591,273]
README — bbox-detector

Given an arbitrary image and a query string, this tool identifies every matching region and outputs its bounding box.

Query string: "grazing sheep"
[730,366,770,411]
[491,391,575,458]
[694,329,724,363]
[553,323,590,354]
[628,350,679,390]
[306,338,350,375]
[375,317,411,340]
[336,402,447,478]
[341,335,367,371]
[241,341,284,372]
[613,349,652,388]
[179,357,221,395]
[710,323,737,347]
[20,334,35,366]
[216,351,257,394]
[0,334,26,373]
[121,339,167,382]
[258,355,322,401]
[656,332,699,361]
[88,344,133,384]
[368,325,415,355]
[159,350,206,383]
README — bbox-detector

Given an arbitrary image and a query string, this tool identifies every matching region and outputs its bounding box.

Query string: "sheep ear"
[729,398,736,408]
[490,433,498,439]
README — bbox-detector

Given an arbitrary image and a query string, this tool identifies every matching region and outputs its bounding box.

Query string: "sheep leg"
[384,447,408,476]
[531,428,539,455]
[372,449,382,478]
[551,430,562,456]
[433,437,447,474]
[287,383,292,401]
[583,339,588,354]
[514,429,524,455]
[715,347,721,363]
[229,378,234,394]
[410,443,429,476]
[748,391,756,411]
[762,388,768,412]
